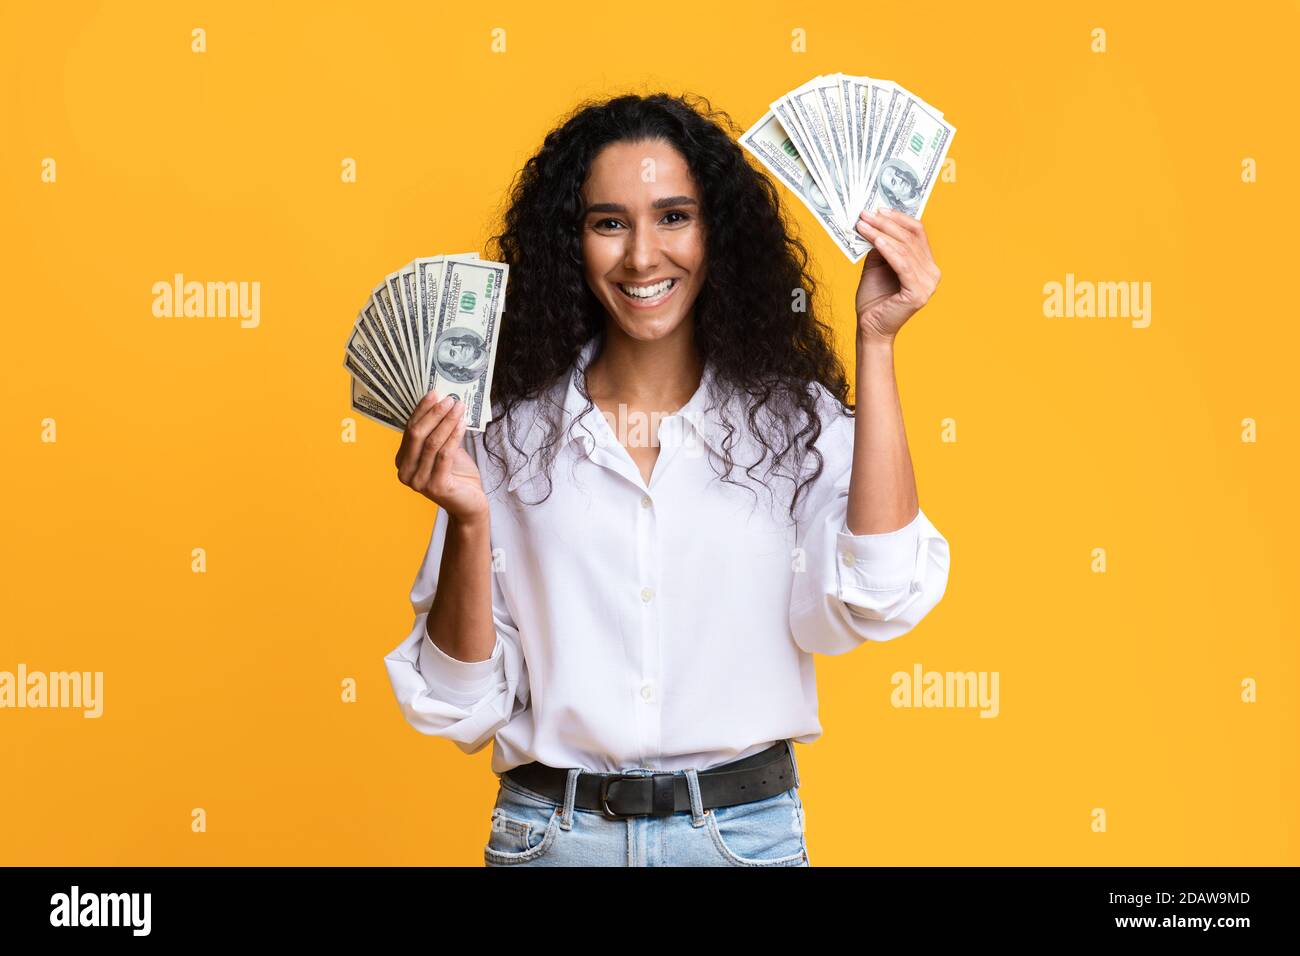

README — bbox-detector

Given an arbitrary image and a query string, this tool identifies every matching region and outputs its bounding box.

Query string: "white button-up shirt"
[384,336,951,774]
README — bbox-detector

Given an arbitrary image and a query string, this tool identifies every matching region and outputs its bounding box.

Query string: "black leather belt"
[502,740,796,819]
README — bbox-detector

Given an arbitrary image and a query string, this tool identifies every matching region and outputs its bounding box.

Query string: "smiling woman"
[581,159,705,328]
[482,91,857,517]
[384,91,952,867]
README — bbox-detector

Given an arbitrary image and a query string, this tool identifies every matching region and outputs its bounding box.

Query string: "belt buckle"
[598,773,642,819]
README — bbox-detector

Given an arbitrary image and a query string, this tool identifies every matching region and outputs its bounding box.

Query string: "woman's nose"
[623,226,661,272]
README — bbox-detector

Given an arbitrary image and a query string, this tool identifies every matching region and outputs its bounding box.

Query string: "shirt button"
[640,681,655,702]
[841,550,856,567]
[640,495,652,509]
[640,587,654,603]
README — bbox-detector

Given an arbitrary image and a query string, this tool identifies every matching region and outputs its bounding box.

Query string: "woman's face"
[579,138,707,343]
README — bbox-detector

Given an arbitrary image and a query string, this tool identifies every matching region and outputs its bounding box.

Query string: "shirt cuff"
[418,631,505,705]
[836,509,925,594]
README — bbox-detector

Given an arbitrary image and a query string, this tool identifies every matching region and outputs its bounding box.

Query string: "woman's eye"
[592,212,690,231]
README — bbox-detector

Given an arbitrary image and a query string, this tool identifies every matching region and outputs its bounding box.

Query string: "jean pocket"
[484,779,562,865]
[705,787,807,867]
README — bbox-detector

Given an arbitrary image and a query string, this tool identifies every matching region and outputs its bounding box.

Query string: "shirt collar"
[564,335,727,450]
[505,336,732,494]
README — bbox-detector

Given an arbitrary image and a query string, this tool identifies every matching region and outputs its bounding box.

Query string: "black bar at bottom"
[0,866,1282,940]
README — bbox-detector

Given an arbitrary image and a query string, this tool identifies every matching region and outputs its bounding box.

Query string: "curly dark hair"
[481,90,854,522]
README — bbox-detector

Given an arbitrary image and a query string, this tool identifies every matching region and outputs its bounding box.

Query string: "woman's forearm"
[845,331,920,535]
[425,512,498,662]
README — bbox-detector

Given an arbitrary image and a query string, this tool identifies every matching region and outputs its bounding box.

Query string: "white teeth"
[618,278,675,299]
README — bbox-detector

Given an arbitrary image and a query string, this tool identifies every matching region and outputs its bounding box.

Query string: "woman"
[383,92,951,866]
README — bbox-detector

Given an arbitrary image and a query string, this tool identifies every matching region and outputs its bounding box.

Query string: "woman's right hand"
[396,391,489,523]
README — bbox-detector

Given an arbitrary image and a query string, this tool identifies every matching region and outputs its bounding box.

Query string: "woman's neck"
[585,319,704,412]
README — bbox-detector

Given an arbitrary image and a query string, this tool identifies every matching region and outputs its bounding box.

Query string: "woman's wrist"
[448,508,491,537]
[856,325,896,352]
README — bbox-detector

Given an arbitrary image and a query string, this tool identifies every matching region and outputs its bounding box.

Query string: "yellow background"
[2,0,1296,865]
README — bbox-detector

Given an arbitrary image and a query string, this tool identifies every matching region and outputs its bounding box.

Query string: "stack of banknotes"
[741,73,955,262]
[344,253,509,432]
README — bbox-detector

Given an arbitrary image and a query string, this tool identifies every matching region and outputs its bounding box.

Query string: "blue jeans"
[484,741,810,867]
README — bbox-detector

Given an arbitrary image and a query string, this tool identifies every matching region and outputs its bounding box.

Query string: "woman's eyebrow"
[583,196,699,215]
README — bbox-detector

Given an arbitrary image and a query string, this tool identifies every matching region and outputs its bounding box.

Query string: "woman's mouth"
[614,277,679,308]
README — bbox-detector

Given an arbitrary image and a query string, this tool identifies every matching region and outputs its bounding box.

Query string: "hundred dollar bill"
[861,91,954,221]
[372,281,421,408]
[412,256,445,395]
[837,73,861,207]
[395,265,424,394]
[745,73,954,262]
[344,321,411,421]
[740,110,870,262]
[350,374,407,432]
[412,252,480,408]
[771,96,844,228]
[840,75,899,217]
[360,297,420,411]
[789,75,855,223]
[385,269,420,395]
[427,255,507,431]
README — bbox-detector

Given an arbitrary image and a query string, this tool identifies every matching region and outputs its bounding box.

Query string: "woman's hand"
[395,391,489,524]
[852,207,942,344]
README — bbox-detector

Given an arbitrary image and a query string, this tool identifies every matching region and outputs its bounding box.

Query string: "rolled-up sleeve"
[789,389,951,655]
[383,438,529,753]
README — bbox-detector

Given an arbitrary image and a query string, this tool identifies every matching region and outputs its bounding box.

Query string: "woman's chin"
[615,319,680,343]
[606,304,694,343]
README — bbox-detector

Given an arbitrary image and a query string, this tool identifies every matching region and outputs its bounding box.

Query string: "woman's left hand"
[853,207,942,343]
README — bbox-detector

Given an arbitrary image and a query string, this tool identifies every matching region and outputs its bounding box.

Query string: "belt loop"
[560,767,581,829]
[683,768,706,827]
[785,739,801,790]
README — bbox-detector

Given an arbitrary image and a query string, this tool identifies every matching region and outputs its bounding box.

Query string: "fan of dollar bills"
[344,253,508,433]
[741,73,955,263]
